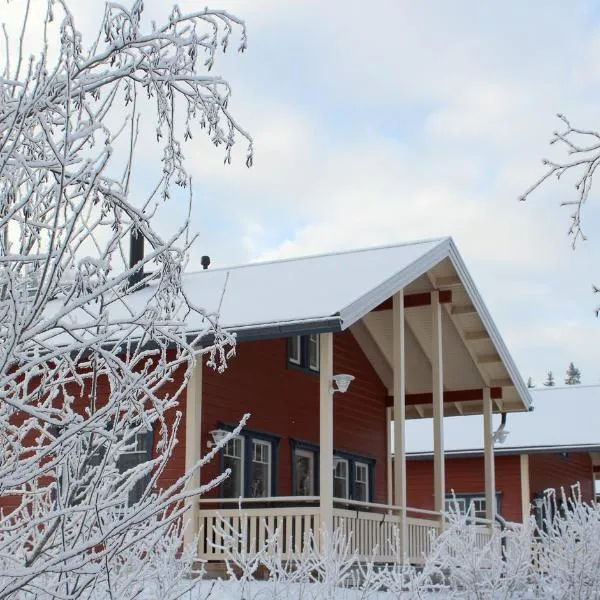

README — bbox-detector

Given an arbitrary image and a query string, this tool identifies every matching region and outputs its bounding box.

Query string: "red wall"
[529,452,594,504]
[192,331,389,501]
[407,455,523,522]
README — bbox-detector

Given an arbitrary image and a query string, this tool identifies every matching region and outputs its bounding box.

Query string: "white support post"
[319,332,334,539]
[183,358,203,550]
[520,454,530,524]
[483,387,496,524]
[386,406,393,509]
[432,290,445,516]
[392,291,408,560]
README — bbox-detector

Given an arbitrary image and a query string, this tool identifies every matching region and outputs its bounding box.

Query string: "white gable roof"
[181,237,448,334]
[406,384,600,457]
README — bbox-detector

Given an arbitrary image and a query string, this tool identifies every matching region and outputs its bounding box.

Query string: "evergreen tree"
[543,371,555,387]
[527,376,535,388]
[565,362,582,385]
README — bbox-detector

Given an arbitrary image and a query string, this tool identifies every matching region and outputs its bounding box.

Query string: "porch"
[195,497,492,564]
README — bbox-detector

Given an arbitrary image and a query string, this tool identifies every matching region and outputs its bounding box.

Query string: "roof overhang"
[407,444,600,460]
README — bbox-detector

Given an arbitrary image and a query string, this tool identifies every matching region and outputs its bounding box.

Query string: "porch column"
[432,291,445,515]
[183,358,203,550]
[483,387,496,524]
[386,406,393,508]
[392,291,408,559]
[319,332,334,538]
[520,454,530,524]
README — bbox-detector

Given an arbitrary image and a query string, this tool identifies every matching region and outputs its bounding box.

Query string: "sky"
[3,0,600,386]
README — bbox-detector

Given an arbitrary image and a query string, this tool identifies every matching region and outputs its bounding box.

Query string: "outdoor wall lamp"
[206,428,229,449]
[331,373,355,395]
[492,412,509,444]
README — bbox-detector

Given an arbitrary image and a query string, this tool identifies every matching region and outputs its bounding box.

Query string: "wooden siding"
[528,452,594,503]
[193,331,389,501]
[406,455,523,522]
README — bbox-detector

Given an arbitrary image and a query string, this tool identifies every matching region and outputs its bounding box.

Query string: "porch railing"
[196,497,445,564]
[197,496,321,560]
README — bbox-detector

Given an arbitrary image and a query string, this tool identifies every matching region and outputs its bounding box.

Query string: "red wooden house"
[405,384,600,525]
[152,237,532,563]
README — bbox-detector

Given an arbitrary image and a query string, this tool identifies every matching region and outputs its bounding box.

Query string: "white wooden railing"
[196,497,444,564]
[332,499,442,564]
[197,497,321,560]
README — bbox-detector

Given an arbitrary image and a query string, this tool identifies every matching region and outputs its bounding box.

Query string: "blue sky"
[4,0,600,386]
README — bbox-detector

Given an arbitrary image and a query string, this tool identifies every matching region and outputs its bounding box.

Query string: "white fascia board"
[338,237,451,329]
[407,443,600,460]
[447,239,532,411]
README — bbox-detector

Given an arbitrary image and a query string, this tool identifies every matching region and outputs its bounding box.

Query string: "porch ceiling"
[351,259,526,419]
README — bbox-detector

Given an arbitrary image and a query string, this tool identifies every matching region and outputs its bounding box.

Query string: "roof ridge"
[184,236,450,276]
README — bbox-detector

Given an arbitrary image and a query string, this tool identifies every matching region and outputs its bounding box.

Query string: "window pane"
[354,463,369,502]
[250,440,271,498]
[445,497,467,514]
[333,458,348,499]
[471,498,486,520]
[308,334,319,370]
[295,450,314,496]
[288,336,301,364]
[223,436,243,498]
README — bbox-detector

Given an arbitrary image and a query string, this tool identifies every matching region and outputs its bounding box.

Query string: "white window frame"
[223,435,245,498]
[354,461,369,502]
[333,457,349,499]
[295,448,315,496]
[288,336,301,365]
[251,439,272,498]
[308,334,320,371]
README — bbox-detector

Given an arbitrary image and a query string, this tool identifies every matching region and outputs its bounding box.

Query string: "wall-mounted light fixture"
[206,428,229,449]
[331,373,355,395]
[492,413,509,444]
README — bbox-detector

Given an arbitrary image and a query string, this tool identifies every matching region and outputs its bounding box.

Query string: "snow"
[405,384,600,456]
[148,237,448,333]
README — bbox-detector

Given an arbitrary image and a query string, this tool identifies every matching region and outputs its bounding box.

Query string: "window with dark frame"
[290,441,375,503]
[444,493,502,519]
[354,462,369,502]
[287,335,320,372]
[333,458,349,499]
[219,428,279,499]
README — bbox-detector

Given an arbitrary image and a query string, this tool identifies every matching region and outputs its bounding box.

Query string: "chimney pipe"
[201,255,211,270]
[129,230,144,287]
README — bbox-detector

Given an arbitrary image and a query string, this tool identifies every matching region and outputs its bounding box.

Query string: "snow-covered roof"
[406,384,600,457]
[181,237,449,336]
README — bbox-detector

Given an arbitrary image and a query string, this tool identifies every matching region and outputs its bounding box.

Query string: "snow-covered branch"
[0,1,252,597]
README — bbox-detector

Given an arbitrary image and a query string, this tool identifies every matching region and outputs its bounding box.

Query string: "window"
[307,334,319,371]
[354,462,369,502]
[333,458,349,499]
[287,335,320,372]
[290,442,375,503]
[250,440,271,498]
[288,335,301,365]
[295,449,315,496]
[116,427,154,506]
[223,436,244,498]
[445,494,501,520]
[219,429,279,499]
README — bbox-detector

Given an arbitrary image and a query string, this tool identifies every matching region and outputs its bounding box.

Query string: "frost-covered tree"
[543,371,556,387]
[521,114,600,313]
[0,1,252,598]
[564,362,581,385]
